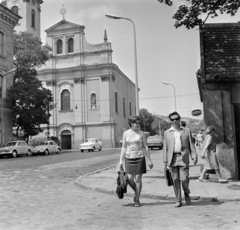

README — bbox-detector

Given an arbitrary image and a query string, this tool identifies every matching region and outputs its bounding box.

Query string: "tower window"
[0,32,4,56]
[56,39,63,54]
[61,89,70,110]
[90,93,97,109]
[31,9,35,28]
[129,101,132,116]
[11,6,19,15]
[67,38,74,53]
[115,92,118,113]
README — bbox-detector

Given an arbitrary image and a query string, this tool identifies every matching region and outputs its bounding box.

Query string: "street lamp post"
[106,14,139,115]
[0,68,15,147]
[162,81,177,111]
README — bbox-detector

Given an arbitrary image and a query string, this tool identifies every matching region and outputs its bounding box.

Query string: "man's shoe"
[174,202,182,207]
[185,193,191,205]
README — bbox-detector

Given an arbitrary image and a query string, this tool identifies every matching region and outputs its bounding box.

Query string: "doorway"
[61,130,72,150]
[234,104,240,179]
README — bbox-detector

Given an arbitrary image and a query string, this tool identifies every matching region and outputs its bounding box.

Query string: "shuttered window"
[61,90,70,110]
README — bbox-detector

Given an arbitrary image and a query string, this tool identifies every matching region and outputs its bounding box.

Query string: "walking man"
[163,111,198,207]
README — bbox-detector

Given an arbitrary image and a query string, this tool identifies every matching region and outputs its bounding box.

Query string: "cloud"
[75,4,120,23]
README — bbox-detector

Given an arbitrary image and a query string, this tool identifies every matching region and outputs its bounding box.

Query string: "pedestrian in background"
[119,115,153,207]
[195,130,204,149]
[163,111,198,207]
[181,121,186,127]
[198,126,227,183]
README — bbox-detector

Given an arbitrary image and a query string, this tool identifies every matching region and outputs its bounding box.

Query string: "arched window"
[0,32,4,56]
[129,101,132,116]
[115,92,118,113]
[61,90,70,110]
[90,93,97,109]
[31,9,35,28]
[11,6,19,15]
[57,39,63,54]
[123,97,126,117]
[67,38,74,53]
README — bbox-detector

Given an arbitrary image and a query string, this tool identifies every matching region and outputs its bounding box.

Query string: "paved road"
[0,150,239,230]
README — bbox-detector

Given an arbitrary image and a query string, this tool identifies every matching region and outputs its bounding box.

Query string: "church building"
[37,18,136,149]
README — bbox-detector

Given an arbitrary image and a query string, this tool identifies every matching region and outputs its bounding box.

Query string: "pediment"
[45,20,85,34]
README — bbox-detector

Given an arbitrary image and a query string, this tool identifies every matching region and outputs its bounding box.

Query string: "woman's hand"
[148,159,153,169]
[200,154,205,159]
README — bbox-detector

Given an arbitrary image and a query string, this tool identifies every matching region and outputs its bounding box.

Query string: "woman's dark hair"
[128,115,141,127]
[206,126,216,134]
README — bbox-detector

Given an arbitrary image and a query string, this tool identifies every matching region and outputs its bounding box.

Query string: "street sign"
[191,109,202,116]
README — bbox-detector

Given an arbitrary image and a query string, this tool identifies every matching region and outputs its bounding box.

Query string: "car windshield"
[37,142,47,146]
[85,139,95,143]
[6,142,17,147]
[147,136,161,141]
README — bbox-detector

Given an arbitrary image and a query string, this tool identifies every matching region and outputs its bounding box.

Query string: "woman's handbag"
[116,165,128,199]
[164,167,173,186]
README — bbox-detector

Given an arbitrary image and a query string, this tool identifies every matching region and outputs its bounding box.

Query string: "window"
[123,97,125,117]
[61,90,70,110]
[57,39,63,54]
[115,92,118,113]
[129,101,132,116]
[90,93,97,109]
[0,32,4,56]
[11,6,19,15]
[31,9,35,28]
[67,38,74,53]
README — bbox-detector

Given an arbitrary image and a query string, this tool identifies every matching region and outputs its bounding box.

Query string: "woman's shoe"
[134,201,141,207]
[198,178,208,182]
[218,178,228,183]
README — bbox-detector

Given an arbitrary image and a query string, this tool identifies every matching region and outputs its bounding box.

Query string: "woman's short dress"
[124,129,146,174]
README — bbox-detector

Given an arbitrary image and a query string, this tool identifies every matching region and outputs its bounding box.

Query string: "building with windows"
[37,19,136,149]
[0,2,21,146]
[6,0,42,39]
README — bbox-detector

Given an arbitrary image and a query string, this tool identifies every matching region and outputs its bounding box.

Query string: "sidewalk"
[74,151,240,202]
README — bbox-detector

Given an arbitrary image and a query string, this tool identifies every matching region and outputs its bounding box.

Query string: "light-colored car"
[147,135,163,150]
[79,138,102,152]
[32,140,61,155]
[0,141,32,158]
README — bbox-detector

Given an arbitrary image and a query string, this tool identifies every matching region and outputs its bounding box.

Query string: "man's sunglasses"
[133,121,140,124]
[170,117,179,121]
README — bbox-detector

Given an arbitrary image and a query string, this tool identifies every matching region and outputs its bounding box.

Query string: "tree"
[139,108,155,135]
[8,32,53,137]
[158,0,240,29]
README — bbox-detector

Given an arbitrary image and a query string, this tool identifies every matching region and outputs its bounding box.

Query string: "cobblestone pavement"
[0,154,240,230]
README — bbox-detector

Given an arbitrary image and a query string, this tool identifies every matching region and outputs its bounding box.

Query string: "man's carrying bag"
[164,167,173,186]
[116,165,128,199]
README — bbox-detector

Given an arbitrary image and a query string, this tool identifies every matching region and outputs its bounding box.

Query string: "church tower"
[6,0,42,39]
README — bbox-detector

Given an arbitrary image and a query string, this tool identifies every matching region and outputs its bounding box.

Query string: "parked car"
[32,140,61,155]
[79,138,102,152]
[147,135,163,150]
[0,141,32,158]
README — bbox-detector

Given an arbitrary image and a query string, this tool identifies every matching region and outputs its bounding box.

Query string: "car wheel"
[12,150,18,158]
[57,148,61,154]
[27,150,32,157]
[81,150,84,152]
[45,149,49,155]
[88,150,91,152]
[99,146,102,151]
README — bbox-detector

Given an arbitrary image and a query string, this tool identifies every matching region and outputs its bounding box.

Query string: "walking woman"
[119,115,153,207]
[198,126,227,183]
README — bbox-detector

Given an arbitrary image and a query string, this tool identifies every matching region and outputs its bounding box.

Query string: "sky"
[40,0,240,119]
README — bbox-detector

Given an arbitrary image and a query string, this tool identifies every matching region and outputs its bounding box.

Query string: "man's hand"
[200,154,205,159]
[148,159,153,169]
[193,158,198,165]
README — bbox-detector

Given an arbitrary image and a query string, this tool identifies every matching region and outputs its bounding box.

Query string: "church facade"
[37,19,136,149]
